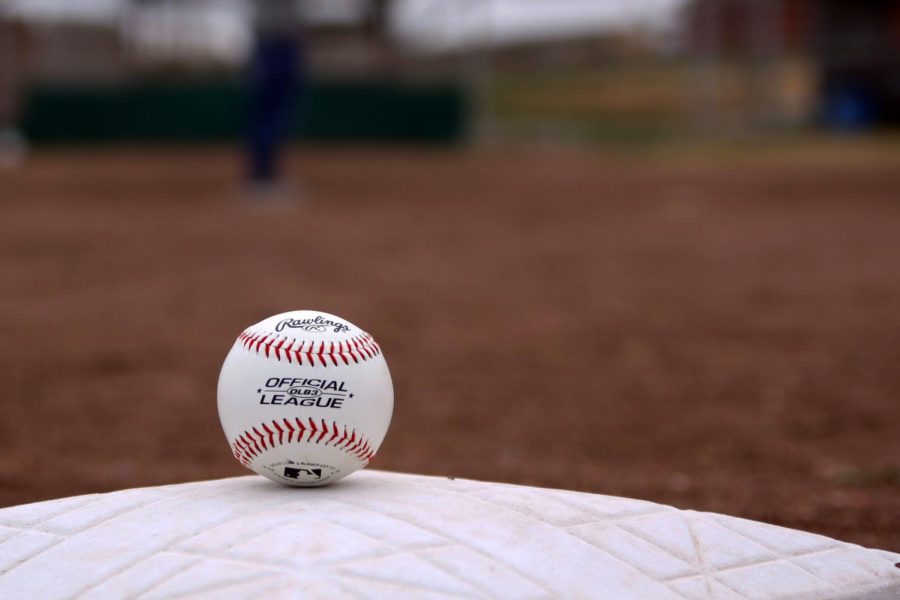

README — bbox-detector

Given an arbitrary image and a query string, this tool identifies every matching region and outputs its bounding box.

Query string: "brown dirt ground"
[1,143,898,552]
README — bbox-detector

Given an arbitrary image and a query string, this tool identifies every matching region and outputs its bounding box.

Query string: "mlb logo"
[284,467,322,481]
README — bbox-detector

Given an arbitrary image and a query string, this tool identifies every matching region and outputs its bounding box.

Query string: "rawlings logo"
[275,316,351,334]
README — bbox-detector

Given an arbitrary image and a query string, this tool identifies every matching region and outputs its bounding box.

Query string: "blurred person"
[246,0,307,198]
[0,8,27,167]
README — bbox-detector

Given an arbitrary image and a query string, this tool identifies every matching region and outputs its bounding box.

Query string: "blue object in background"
[822,84,878,132]
[247,37,306,184]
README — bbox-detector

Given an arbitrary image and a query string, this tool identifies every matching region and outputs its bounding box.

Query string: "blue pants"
[247,38,303,183]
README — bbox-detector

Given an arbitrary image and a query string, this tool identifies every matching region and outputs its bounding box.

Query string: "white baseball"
[217,310,393,486]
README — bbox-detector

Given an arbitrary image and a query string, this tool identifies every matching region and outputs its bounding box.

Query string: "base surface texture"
[0,471,897,599]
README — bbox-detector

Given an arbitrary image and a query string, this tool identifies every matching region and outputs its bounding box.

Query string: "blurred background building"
[685,0,900,130]
[0,0,897,148]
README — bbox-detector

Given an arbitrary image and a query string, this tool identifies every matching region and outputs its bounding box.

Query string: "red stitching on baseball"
[325,421,341,446]
[241,432,260,455]
[253,426,268,450]
[273,337,286,361]
[231,418,376,469]
[316,418,329,444]
[283,417,295,442]
[239,437,254,460]
[235,329,381,366]
[262,422,276,447]
[294,342,303,365]
[271,420,285,444]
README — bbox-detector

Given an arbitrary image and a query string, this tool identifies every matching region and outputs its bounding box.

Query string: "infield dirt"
[1,142,898,551]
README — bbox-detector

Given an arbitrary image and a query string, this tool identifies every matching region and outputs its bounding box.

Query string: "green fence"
[23,79,469,144]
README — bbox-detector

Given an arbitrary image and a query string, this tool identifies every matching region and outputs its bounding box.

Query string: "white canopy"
[390,0,688,52]
[2,0,686,43]
[1,0,128,24]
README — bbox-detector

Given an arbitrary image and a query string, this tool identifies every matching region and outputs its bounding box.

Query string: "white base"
[0,471,897,599]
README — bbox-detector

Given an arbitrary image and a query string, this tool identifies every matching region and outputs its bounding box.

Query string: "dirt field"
[1,142,898,552]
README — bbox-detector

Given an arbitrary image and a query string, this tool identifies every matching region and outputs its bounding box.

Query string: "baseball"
[217,310,393,486]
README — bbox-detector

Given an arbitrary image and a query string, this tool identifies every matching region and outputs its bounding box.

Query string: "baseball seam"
[237,330,381,366]
[231,417,376,468]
